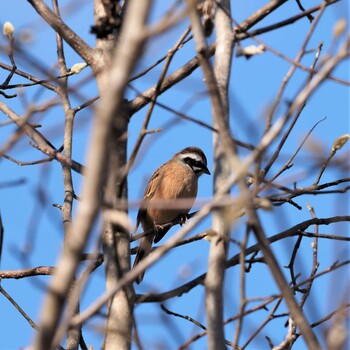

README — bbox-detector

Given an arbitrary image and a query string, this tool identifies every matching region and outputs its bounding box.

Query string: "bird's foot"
[154,224,165,234]
[153,224,170,243]
[179,213,189,226]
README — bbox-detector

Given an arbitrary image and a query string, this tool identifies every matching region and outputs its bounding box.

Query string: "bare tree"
[0,1,349,349]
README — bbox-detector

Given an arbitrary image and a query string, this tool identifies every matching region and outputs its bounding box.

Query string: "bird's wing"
[135,164,164,231]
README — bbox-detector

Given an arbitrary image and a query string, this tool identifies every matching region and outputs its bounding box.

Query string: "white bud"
[237,44,265,59]
[70,62,87,74]
[333,18,347,37]
[3,21,14,37]
[332,134,350,152]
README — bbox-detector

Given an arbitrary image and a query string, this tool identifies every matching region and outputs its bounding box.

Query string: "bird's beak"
[201,164,211,175]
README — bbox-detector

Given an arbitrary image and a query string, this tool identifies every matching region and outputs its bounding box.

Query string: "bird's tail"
[133,235,153,284]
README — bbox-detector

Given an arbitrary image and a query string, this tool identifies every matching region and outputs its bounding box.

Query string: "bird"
[133,146,211,284]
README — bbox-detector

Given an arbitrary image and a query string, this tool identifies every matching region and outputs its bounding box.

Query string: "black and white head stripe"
[175,146,210,175]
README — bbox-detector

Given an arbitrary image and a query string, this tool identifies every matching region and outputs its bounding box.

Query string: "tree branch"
[27,0,96,67]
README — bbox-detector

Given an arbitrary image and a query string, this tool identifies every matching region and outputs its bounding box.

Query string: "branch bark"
[185,1,235,348]
[33,0,151,348]
[27,0,96,67]
[94,2,151,348]
[52,0,80,347]
[0,101,83,173]
[129,0,288,115]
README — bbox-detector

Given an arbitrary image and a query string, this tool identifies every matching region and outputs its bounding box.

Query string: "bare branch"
[27,0,96,67]
[33,0,151,347]
[136,216,350,303]
[0,101,84,173]
[0,285,39,331]
[0,266,55,279]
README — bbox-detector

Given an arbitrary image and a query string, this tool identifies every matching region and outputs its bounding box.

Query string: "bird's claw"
[154,224,164,234]
[179,214,188,226]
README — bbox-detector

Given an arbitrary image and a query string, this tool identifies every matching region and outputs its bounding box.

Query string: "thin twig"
[0,285,39,330]
[136,216,350,303]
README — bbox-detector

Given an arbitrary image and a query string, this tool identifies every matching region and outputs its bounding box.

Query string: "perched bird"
[133,146,211,284]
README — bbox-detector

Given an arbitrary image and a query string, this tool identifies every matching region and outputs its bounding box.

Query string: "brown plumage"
[133,146,210,284]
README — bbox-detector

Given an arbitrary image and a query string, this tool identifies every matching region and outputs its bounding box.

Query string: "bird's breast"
[148,165,198,225]
[160,165,198,199]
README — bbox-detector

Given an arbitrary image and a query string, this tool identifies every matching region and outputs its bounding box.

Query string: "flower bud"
[237,44,265,59]
[70,62,87,74]
[333,18,347,37]
[3,21,14,37]
[332,134,350,152]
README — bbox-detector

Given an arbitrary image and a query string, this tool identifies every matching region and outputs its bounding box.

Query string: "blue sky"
[0,1,349,349]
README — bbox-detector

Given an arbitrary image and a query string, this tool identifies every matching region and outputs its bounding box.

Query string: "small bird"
[133,146,211,284]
